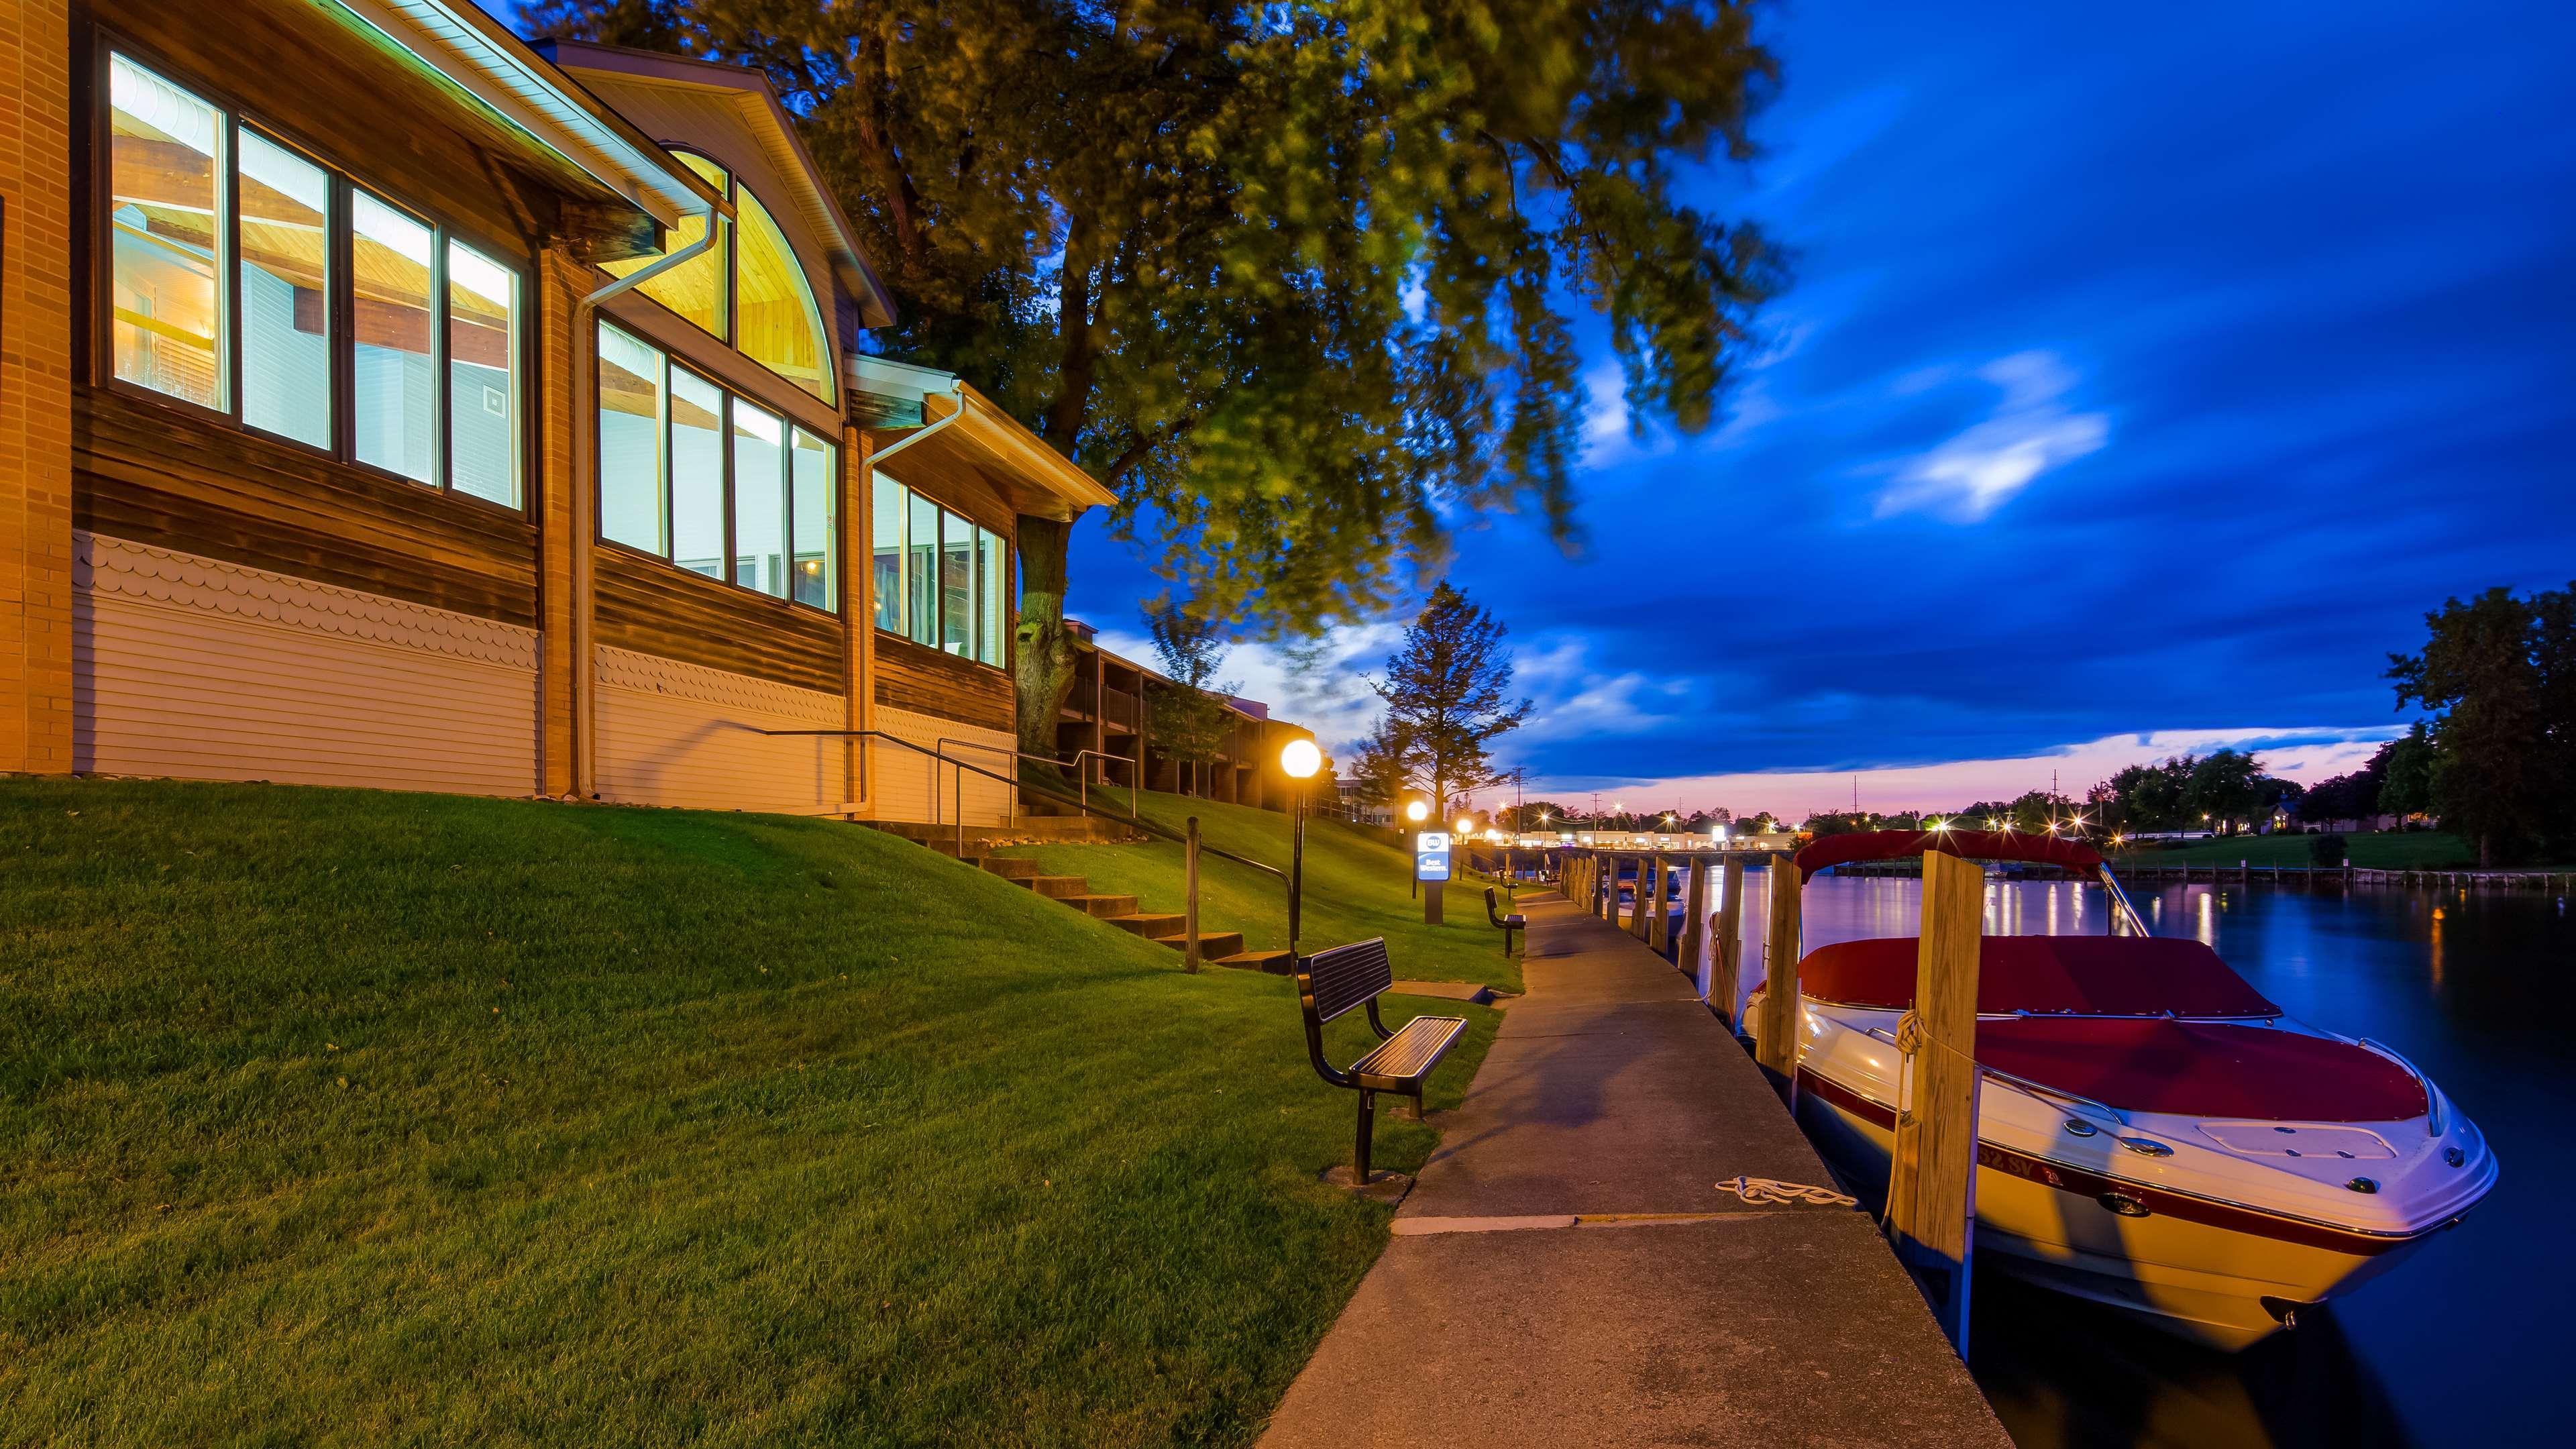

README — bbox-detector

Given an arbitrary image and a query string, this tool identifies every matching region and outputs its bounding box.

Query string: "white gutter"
[565,224,724,796]
[329,0,710,229]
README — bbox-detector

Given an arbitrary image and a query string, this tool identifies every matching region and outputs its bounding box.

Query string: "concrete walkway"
[1258,893,2010,1448]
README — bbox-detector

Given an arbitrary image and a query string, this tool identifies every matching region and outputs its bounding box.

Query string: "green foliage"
[2308,833,2350,867]
[1368,582,1532,818]
[0,778,1495,1446]
[2389,583,2576,865]
[524,0,1780,631]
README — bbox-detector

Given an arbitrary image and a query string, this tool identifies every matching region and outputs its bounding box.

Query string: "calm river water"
[1775,873,2575,1449]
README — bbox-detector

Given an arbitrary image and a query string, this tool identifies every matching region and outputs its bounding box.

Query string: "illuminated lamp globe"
[1279,738,1323,780]
[1456,818,1474,836]
[1405,800,1430,823]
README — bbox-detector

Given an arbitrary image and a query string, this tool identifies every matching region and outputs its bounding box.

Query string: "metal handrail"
[757,727,1287,888]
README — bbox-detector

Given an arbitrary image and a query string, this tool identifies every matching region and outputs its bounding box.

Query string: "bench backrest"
[1298,937,1392,1024]
[1484,887,1505,926]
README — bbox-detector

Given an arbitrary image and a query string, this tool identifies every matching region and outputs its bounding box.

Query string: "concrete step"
[1215,950,1297,975]
[980,856,1044,880]
[1107,912,1185,939]
[1029,875,1091,900]
[1161,930,1245,959]
[1068,894,1139,919]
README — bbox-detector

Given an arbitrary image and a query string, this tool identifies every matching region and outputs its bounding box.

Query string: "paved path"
[1258,893,2010,1448]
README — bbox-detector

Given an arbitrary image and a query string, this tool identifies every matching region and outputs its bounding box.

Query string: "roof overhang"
[858,358,1117,519]
[323,1,724,234]
[536,39,897,327]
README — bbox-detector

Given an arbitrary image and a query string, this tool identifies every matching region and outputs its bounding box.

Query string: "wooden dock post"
[1638,851,1658,943]
[1183,816,1202,973]
[1680,855,1711,987]
[1752,855,1804,1087]
[1646,854,1672,952]
[1712,856,1746,1028]
[1888,849,1985,1353]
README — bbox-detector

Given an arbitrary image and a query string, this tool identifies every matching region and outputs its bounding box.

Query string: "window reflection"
[237,131,328,447]
[670,368,727,578]
[791,428,834,610]
[351,191,437,484]
[730,399,787,597]
[906,492,939,649]
[872,474,904,634]
[597,324,666,553]
[109,55,225,409]
[447,241,519,504]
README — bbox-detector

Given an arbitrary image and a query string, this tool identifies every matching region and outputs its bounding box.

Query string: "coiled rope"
[1717,1175,1858,1208]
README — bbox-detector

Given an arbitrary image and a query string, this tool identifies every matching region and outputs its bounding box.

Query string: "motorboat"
[1742,830,2498,1350]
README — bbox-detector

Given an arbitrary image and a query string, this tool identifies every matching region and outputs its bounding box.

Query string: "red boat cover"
[1972,1018,2428,1122]
[1799,935,2280,1017]
[1794,828,2106,881]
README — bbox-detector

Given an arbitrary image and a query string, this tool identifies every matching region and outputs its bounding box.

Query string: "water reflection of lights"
[2429,906,2445,988]
[2196,890,2216,946]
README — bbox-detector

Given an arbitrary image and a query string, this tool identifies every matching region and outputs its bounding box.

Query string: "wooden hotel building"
[0,2,1112,825]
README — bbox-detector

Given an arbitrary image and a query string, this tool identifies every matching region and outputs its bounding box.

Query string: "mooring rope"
[1717,1175,1858,1208]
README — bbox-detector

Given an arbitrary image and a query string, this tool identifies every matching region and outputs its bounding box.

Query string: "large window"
[100,50,524,504]
[598,152,834,406]
[594,321,839,612]
[871,472,1008,667]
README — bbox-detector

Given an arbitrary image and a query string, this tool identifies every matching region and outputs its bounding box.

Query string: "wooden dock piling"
[1647,854,1672,953]
[1752,855,1803,1086]
[1887,849,1985,1351]
[1680,855,1711,988]
[1713,855,1746,1028]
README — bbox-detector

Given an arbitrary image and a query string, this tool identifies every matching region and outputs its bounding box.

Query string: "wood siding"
[870,704,1012,826]
[592,547,845,695]
[74,387,541,625]
[873,631,1011,732]
[72,531,539,794]
[594,644,847,814]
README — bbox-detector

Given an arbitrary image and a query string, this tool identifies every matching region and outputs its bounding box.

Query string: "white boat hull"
[1757,1000,2498,1350]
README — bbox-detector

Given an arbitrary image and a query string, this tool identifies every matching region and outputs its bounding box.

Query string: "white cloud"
[1515,635,1693,739]
[1874,351,2107,521]
[1094,623,1399,759]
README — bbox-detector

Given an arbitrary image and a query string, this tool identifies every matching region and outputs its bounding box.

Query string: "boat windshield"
[1797,935,2280,1017]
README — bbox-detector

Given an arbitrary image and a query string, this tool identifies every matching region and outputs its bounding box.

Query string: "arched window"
[598,150,834,406]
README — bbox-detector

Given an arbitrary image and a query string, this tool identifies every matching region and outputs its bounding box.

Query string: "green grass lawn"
[2108,831,2489,869]
[998,788,1530,991]
[0,777,1497,1448]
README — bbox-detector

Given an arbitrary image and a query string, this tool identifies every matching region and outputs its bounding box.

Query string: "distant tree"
[1370,583,1532,822]
[2390,587,2557,865]
[525,0,1783,759]
[2300,742,2396,824]
[2183,749,2267,833]
[1501,800,1574,832]
[2377,724,2438,821]
[1142,602,1239,797]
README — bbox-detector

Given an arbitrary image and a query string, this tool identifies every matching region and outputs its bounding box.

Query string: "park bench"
[1294,938,1467,1183]
[1483,886,1525,956]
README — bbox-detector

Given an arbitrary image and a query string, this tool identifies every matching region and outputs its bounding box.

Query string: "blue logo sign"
[1415,830,1452,882]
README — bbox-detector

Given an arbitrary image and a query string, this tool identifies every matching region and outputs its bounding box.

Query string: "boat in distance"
[1743,829,2498,1350]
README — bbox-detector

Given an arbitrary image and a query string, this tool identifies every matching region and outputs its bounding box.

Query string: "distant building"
[1053,623,1318,812]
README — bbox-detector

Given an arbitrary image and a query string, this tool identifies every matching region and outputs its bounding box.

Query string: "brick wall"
[0,0,74,775]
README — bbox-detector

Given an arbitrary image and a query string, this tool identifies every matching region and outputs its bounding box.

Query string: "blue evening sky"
[1077,0,2576,814]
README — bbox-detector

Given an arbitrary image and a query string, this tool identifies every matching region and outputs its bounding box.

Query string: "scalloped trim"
[74,531,539,670]
[594,645,846,724]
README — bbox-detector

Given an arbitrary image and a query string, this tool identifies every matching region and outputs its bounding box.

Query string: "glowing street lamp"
[1279,739,1323,960]
[1405,800,1430,824]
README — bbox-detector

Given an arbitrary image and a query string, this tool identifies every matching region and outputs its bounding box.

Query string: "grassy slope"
[0,778,1495,1448]
[2108,831,2492,869]
[998,788,1528,991]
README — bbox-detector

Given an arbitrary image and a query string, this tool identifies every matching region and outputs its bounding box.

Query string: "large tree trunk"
[1014,513,1081,767]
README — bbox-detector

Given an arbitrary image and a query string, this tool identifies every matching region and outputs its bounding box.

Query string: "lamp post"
[1405,798,1430,899]
[1280,739,1323,962]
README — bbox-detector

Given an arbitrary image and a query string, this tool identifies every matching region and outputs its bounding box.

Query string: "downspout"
[869,377,969,466]
[566,212,724,797]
